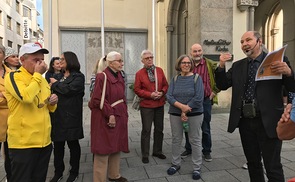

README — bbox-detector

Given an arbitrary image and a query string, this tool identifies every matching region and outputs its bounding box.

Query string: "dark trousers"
[140,106,164,157]
[239,117,284,182]
[9,143,52,182]
[53,140,81,176]
[185,97,212,155]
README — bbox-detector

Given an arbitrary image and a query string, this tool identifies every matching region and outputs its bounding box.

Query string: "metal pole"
[101,0,105,56]
[49,0,52,59]
[152,0,156,65]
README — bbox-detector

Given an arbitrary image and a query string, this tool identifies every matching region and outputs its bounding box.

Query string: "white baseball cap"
[19,42,49,57]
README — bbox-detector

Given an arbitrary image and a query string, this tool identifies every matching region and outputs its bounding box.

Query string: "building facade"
[43,0,295,106]
[0,0,43,50]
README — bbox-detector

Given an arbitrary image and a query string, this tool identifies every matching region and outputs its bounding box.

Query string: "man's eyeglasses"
[59,58,65,61]
[143,56,154,60]
[181,62,191,65]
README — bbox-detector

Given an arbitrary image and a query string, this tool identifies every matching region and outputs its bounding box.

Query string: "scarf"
[145,65,155,82]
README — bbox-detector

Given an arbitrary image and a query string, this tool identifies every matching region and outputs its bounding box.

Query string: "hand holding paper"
[256,45,288,81]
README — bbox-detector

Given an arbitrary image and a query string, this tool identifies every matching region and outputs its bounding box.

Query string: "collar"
[107,67,118,77]
[194,58,205,67]
[248,52,264,63]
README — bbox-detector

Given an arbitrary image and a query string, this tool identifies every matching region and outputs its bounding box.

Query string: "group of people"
[1,30,295,182]
[97,30,295,182]
[0,42,85,182]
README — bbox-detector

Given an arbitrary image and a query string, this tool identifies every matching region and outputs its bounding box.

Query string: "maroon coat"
[89,67,129,154]
[134,66,168,108]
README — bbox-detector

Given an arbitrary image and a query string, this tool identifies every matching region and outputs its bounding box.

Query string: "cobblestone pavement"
[1,103,295,182]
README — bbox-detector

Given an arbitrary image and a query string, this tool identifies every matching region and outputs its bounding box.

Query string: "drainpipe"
[248,6,255,30]
[152,0,156,65]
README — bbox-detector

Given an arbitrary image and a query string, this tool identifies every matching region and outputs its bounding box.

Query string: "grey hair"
[141,50,153,59]
[97,51,121,72]
[253,31,262,41]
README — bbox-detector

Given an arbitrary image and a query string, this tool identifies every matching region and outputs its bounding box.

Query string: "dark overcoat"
[50,71,85,141]
[215,52,295,138]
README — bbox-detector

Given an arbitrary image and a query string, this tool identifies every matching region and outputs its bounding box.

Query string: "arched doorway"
[166,0,188,79]
[255,0,295,68]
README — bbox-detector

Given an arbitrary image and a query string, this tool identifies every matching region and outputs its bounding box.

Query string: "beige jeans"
[93,152,121,182]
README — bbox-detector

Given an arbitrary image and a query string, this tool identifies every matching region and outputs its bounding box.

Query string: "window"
[17,44,21,52]
[7,16,12,30]
[8,40,13,47]
[23,5,31,19]
[0,37,3,45]
[16,0,20,13]
[17,22,21,35]
[0,11,2,25]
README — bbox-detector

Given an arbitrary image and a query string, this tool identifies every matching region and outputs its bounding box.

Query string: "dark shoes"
[152,153,166,159]
[108,176,128,182]
[181,150,192,158]
[167,165,181,175]
[142,153,166,163]
[203,154,212,162]
[192,170,201,180]
[142,157,149,163]
[66,173,78,182]
[50,174,63,182]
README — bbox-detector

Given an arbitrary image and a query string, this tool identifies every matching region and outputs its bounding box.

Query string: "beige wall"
[43,0,289,107]
[43,0,154,61]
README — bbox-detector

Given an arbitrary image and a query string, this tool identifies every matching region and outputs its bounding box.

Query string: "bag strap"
[9,71,23,100]
[173,74,198,83]
[100,72,107,110]
[154,67,158,92]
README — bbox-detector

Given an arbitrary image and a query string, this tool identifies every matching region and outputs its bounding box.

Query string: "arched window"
[264,4,283,51]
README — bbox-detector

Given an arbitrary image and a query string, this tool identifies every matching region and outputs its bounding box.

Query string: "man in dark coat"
[215,31,295,182]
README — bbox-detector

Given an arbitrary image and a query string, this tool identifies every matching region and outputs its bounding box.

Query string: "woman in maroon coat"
[89,51,128,182]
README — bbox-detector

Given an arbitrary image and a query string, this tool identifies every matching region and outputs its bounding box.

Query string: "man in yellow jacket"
[4,42,58,182]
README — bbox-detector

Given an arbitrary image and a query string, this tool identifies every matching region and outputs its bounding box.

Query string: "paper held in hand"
[255,44,288,81]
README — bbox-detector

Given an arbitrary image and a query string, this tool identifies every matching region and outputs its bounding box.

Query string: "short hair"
[106,51,121,66]
[253,31,262,41]
[141,50,153,59]
[175,55,193,72]
[62,51,81,72]
[48,57,60,73]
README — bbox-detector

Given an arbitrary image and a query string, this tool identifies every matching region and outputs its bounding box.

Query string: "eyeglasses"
[181,62,191,65]
[59,58,65,61]
[143,56,154,60]
[37,96,49,108]
[114,59,124,63]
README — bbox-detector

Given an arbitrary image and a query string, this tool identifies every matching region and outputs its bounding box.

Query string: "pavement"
[1,103,295,182]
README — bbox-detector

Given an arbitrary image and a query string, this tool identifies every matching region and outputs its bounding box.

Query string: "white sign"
[23,17,30,40]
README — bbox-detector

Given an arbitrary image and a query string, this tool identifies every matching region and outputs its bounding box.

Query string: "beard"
[243,49,253,57]
[192,55,203,62]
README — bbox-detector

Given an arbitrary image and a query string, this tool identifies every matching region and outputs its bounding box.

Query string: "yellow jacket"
[4,67,57,148]
[0,64,11,142]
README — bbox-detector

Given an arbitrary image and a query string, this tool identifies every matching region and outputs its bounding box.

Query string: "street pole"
[49,0,52,59]
[101,0,105,56]
[152,0,156,65]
